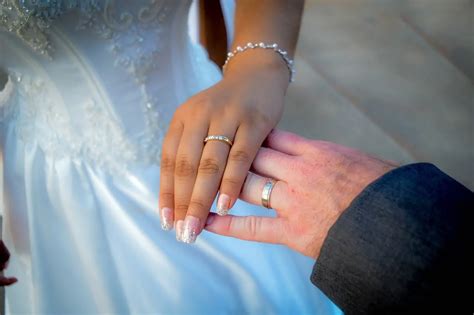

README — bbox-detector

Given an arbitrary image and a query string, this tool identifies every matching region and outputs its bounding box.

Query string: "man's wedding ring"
[261,178,277,209]
[204,135,233,147]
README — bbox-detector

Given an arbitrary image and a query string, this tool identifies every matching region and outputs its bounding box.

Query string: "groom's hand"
[204,129,397,259]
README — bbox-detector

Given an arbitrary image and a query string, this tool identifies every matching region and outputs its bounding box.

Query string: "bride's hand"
[159,50,290,243]
[204,129,397,258]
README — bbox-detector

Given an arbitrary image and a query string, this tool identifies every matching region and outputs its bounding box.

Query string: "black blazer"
[311,163,473,314]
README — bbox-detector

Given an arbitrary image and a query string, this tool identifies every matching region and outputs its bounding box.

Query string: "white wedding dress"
[0,1,339,314]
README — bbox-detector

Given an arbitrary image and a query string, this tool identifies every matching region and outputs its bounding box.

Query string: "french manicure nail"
[217,194,231,216]
[182,215,201,244]
[175,220,184,242]
[160,207,173,231]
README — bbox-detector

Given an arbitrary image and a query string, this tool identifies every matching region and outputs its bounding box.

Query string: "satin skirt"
[0,29,340,315]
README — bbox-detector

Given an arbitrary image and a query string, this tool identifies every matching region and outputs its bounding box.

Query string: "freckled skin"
[205,130,396,259]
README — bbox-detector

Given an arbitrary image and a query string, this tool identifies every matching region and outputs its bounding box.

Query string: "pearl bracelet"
[223,42,296,82]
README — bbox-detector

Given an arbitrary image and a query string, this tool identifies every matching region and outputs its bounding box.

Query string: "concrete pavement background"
[279,0,473,189]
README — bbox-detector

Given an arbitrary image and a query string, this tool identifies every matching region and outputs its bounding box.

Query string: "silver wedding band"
[261,178,277,209]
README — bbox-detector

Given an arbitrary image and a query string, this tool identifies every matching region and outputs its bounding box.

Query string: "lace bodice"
[0,0,220,175]
[0,1,173,64]
[0,0,99,57]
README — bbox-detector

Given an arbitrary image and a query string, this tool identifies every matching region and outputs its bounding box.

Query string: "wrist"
[311,160,397,259]
[309,217,341,260]
[223,48,291,89]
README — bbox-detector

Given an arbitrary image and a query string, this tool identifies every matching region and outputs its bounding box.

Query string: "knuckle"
[198,158,221,175]
[187,94,214,113]
[161,156,175,173]
[175,156,196,177]
[229,149,251,164]
[172,105,186,120]
[166,118,183,132]
[222,177,241,189]
[244,217,259,239]
[175,203,189,212]
[188,199,208,213]
[160,192,174,201]
[247,108,273,129]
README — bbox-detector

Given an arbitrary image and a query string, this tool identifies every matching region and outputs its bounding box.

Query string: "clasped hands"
[159,51,396,258]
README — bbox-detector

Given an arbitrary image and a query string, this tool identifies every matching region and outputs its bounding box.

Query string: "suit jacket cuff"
[310,163,472,314]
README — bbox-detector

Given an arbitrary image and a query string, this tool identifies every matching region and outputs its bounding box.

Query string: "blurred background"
[1,0,473,311]
[280,0,473,190]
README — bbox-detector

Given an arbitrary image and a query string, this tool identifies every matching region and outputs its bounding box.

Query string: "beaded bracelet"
[223,42,296,82]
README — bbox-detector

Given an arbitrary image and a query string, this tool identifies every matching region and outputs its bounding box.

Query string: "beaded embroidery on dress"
[0,0,99,57]
[0,0,176,173]
[0,1,340,314]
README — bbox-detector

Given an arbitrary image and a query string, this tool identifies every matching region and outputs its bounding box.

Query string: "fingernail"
[205,214,215,226]
[175,220,184,242]
[182,215,201,244]
[217,194,231,216]
[160,207,173,231]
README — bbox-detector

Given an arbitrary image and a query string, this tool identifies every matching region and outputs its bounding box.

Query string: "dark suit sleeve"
[311,163,473,314]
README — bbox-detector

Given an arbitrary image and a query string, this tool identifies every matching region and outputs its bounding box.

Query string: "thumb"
[204,213,284,244]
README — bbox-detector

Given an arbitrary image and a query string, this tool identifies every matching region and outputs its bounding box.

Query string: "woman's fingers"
[182,122,237,243]
[173,123,209,239]
[264,129,307,156]
[240,172,290,215]
[159,122,183,230]
[216,123,264,216]
[204,213,284,244]
[160,126,299,242]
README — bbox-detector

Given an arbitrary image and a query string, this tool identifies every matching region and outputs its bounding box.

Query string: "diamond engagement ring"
[204,135,233,147]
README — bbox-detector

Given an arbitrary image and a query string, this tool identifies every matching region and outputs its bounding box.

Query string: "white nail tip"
[217,194,231,216]
[175,220,184,242]
[161,221,172,231]
[182,216,200,244]
[182,228,197,244]
[160,207,173,231]
[216,206,229,216]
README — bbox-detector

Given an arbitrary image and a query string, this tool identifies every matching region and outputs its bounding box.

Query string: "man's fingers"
[264,129,307,156]
[240,172,290,215]
[204,214,284,244]
[251,147,294,180]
